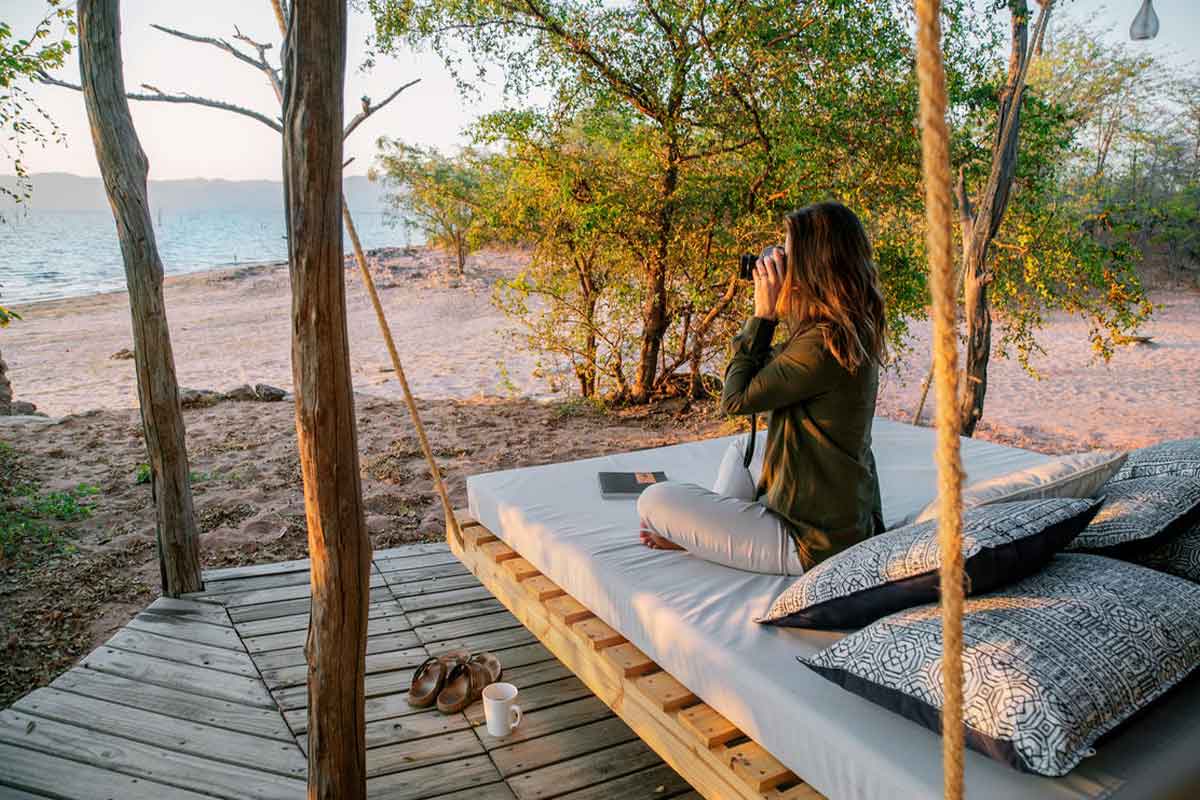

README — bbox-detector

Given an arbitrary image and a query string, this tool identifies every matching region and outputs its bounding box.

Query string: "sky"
[5,0,1199,181]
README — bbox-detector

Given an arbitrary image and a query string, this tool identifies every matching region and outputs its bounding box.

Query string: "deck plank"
[398,584,493,611]
[51,668,293,741]
[0,741,216,800]
[505,739,662,800]
[12,688,305,778]
[406,598,507,627]
[144,596,233,627]
[80,647,276,709]
[367,729,485,779]
[552,763,693,800]
[106,627,259,678]
[126,612,245,651]
[235,599,409,638]
[0,710,306,800]
[367,754,501,800]
[488,716,639,777]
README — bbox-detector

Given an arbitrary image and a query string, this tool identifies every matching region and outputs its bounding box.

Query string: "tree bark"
[632,152,679,402]
[282,1,370,798]
[956,0,1044,436]
[77,0,202,596]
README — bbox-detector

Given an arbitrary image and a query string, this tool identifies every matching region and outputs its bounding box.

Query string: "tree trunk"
[282,1,370,798]
[632,155,678,402]
[956,0,1036,437]
[77,0,201,596]
[0,349,12,416]
[456,236,466,275]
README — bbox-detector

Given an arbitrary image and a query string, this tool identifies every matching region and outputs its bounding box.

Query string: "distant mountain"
[0,172,390,212]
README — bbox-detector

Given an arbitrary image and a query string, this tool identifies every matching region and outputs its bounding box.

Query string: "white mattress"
[467,418,1200,800]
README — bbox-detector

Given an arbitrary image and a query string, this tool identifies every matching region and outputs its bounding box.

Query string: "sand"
[5,246,1197,451]
[4,246,553,418]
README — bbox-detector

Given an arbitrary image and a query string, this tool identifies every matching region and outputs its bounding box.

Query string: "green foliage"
[370,0,997,399]
[369,1,1165,399]
[371,140,499,273]
[134,463,151,484]
[0,1,75,207]
[0,444,92,565]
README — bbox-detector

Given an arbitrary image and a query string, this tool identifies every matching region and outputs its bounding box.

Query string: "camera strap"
[742,413,757,469]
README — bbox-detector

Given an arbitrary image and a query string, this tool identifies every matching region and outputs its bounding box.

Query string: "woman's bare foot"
[639,528,685,551]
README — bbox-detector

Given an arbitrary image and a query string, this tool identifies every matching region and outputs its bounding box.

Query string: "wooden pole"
[282,1,369,797]
[77,0,202,596]
[341,196,466,550]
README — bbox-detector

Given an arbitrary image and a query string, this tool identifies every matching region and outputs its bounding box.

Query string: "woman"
[638,201,886,574]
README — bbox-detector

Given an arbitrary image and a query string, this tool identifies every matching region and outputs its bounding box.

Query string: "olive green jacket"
[721,316,884,568]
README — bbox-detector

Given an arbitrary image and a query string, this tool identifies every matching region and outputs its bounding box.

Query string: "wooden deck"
[0,543,698,800]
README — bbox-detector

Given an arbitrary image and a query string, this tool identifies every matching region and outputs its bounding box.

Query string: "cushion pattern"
[913,450,1126,524]
[1134,520,1200,583]
[1110,438,1200,482]
[803,553,1200,777]
[759,498,1100,629]
[1067,475,1200,555]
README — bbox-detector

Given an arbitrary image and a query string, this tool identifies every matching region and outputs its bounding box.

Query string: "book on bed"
[598,471,667,499]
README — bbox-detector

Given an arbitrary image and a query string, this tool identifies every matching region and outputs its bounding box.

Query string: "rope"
[912,1,967,799]
[341,196,466,551]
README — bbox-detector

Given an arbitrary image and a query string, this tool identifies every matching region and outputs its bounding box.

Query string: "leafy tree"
[372,140,496,275]
[370,0,992,401]
[1,1,74,207]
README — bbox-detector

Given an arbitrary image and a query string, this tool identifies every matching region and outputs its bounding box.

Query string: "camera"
[738,245,783,281]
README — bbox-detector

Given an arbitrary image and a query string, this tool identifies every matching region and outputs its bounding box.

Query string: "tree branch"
[150,23,281,92]
[37,71,283,132]
[342,79,421,140]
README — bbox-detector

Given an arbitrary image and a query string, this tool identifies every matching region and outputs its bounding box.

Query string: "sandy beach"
[4,246,1197,450]
[2,245,1198,706]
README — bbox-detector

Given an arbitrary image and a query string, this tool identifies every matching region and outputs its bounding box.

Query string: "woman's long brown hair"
[779,202,886,373]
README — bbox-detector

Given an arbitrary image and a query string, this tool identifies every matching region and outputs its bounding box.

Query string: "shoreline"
[6,257,288,313]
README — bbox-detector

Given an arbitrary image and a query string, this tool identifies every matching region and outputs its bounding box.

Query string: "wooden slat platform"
[447,510,828,800]
[0,542,701,800]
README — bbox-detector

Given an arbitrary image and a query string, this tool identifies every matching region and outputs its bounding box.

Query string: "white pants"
[637,481,805,576]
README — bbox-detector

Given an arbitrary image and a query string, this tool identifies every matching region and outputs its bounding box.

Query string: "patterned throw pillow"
[803,554,1200,777]
[912,450,1126,524]
[1110,438,1200,483]
[1067,475,1200,556]
[1133,520,1200,583]
[758,498,1101,629]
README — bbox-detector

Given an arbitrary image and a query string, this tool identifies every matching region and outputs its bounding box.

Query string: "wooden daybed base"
[448,510,827,800]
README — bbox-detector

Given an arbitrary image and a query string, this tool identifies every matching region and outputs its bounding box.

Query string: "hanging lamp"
[1130,0,1159,41]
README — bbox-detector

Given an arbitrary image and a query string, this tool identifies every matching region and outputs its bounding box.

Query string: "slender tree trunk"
[282,1,369,798]
[633,153,678,402]
[77,0,201,596]
[956,0,1042,436]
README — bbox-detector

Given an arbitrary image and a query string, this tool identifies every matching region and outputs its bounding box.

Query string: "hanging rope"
[912,1,968,798]
[342,197,466,551]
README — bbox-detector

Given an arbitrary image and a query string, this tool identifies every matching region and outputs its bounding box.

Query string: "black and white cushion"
[1133,520,1200,583]
[1067,475,1200,556]
[758,498,1100,629]
[1110,438,1200,483]
[803,554,1200,777]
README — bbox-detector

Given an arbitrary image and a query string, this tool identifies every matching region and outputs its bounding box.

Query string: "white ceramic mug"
[482,682,522,738]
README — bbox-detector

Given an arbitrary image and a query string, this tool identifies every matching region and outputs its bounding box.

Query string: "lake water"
[1,208,415,306]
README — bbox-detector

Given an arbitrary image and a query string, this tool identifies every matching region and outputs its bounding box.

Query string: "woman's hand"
[753,246,785,321]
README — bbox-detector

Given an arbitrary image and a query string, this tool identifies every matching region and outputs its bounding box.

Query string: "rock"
[10,400,37,415]
[0,349,11,416]
[179,387,221,408]
[254,383,287,402]
[110,348,135,360]
[223,384,257,401]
